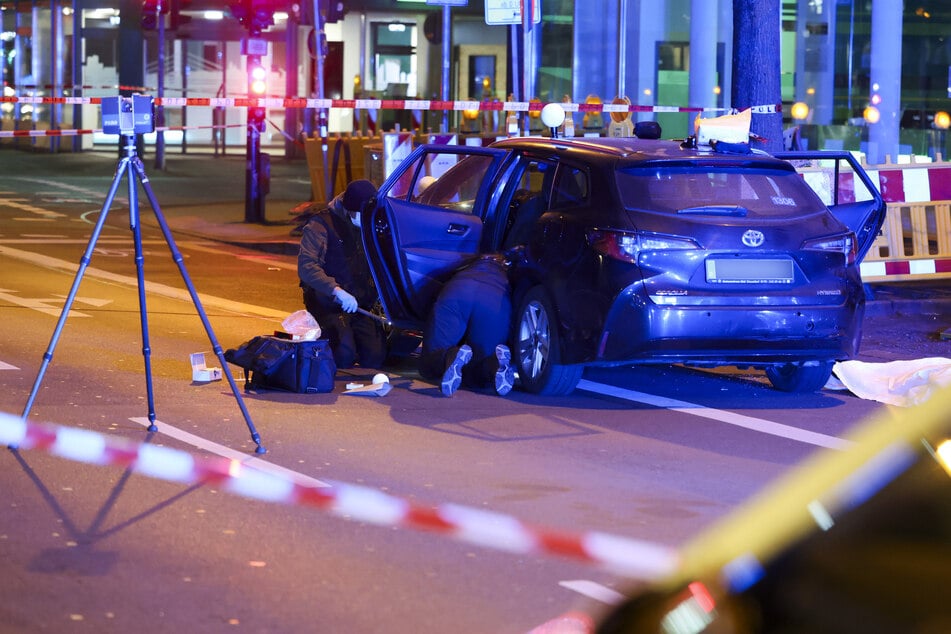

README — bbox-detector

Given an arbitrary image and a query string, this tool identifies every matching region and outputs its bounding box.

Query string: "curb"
[864,297,951,319]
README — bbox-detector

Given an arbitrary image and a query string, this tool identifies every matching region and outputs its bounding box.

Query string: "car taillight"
[802,232,857,264]
[587,229,699,263]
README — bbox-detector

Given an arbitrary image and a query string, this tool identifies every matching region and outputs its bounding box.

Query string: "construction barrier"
[302,134,372,202]
[860,161,951,282]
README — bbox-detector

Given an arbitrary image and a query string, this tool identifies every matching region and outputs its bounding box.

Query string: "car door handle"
[446,223,468,235]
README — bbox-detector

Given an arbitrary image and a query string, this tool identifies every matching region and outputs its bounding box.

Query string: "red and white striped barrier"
[0,94,779,117]
[861,257,951,279]
[0,123,246,139]
[802,162,951,205]
[0,411,679,581]
[857,164,951,204]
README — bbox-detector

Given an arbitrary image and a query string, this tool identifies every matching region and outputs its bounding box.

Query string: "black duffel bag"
[225,336,336,393]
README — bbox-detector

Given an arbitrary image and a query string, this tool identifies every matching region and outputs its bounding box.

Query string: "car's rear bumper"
[595,293,864,366]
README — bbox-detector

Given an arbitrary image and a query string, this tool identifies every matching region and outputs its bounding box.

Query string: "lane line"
[577,379,852,450]
[130,417,331,489]
[0,244,288,319]
[0,361,19,371]
[0,238,165,245]
[10,177,108,200]
[0,197,67,220]
[558,580,627,605]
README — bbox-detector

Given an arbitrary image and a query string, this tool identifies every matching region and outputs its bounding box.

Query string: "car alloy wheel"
[515,287,583,395]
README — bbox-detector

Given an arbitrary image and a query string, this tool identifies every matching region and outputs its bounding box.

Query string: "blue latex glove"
[332,287,358,313]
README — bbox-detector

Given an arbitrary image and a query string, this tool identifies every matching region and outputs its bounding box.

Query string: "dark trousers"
[419,277,512,388]
[303,289,386,369]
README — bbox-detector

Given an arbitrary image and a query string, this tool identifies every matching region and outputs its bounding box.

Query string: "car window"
[617,166,827,218]
[387,152,497,215]
[550,165,589,209]
[501,159,554,249]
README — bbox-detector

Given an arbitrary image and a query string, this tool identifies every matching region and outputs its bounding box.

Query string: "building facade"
[1,0,949,160]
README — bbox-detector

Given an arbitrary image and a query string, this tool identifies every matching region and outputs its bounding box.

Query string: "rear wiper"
[677,205,749,216]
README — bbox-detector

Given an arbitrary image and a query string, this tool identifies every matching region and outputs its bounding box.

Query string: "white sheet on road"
[832,357,951,407]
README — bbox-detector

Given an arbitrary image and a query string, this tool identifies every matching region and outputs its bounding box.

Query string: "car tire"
[514,287,583,395]
[765,361,835,392]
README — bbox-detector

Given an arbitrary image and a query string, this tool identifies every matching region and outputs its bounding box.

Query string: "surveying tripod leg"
[131,156,266,454]
[21,158,131,421]
[127,158,158,431]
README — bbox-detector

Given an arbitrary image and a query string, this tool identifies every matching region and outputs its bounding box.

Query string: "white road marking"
[0,198,67,219]
[558,580,627,605]
[0,287,93,317]
[0,238,162,245]
[576,379,852,450]
[0,361,19,371]
[0,244,287,319]
[52,294,113,308]
[10,177,107,200]
[130,417,331,489]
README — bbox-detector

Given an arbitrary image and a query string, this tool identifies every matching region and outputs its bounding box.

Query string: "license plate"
[706,258,794,284]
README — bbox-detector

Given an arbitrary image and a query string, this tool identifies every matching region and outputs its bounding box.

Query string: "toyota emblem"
[741,229,765,247]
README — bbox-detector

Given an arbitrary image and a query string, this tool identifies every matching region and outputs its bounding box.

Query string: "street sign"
[485,0,540,25]
[427,0,468,5]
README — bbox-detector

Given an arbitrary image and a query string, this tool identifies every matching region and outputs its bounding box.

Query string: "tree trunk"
[732,0,783,153]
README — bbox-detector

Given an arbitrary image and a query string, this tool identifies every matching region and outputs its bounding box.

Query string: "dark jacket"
[297,195,378,313]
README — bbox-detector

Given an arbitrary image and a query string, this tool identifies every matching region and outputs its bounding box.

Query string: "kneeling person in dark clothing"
[298,180,386,369]
[419,254,516,396]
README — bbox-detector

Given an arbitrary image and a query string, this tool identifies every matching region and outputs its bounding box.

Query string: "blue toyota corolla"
[362,135,886,394]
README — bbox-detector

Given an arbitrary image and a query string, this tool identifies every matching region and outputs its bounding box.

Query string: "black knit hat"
[342,179,377,212]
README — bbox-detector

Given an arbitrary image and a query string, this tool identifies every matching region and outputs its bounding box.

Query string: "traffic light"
[249,60,267,97]
[247,55,267,129]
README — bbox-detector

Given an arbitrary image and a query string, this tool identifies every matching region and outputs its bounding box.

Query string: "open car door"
[362,144,510,329]
[777,150,887,262]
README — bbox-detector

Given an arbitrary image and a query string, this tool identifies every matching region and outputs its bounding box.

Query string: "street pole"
[155,1,166,170]
[313,0,331,203]
[442,5,451,133]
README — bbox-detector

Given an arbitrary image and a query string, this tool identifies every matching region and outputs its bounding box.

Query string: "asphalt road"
[1,147,949,633]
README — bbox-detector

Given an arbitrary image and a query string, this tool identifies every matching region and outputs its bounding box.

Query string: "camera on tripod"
[101,95,155,136]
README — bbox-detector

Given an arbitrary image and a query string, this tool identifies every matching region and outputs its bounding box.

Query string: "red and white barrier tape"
[861,258,951,278]
[0,411,679,580]
[0,94,781,116]
[0,123,246,138]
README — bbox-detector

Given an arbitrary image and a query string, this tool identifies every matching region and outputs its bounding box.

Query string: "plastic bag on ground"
[281,310,322,341]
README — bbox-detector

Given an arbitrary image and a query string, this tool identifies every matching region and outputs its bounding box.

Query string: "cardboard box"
[190,352,222,382]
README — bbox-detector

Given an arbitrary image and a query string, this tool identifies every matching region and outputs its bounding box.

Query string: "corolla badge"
[741,229,766,247]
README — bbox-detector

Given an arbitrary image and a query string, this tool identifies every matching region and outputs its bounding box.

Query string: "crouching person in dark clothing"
[298,180,386,369]
[419,254,516,397]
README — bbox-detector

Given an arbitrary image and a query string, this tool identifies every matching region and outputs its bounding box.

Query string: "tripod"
[22,135,266,454]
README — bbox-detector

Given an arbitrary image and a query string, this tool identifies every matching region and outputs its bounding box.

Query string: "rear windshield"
[617,166,828,219]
